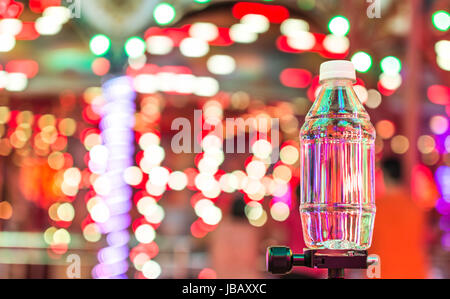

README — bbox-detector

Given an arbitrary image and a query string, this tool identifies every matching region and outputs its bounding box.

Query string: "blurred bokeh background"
[0,0,449,279]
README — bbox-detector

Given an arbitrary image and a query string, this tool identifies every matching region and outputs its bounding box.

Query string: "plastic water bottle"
[299,60,376,250]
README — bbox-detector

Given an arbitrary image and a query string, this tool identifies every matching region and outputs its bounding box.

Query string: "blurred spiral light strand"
[92,77,136,279]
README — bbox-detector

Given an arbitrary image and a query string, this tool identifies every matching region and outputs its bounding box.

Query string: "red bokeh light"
[197,217,218,232]
[5,60,39,78]
[190,220,208,238]
[411,164,439,210]
[232,2,289,23]
[190,192,205,208]
[82,105,101,124]
[49,243,68,255]
[280,68,312,88]
[144,25,191,47]
[63,153,73,168]
[198,268,217,279]
[377,81,396,96]
[184,167,199,190]
[209,27,233,46]
[0,0,24,18]
[132,217,160,233]
[15,22,40,40]
[51,135,67,151]
[91,58,110,76]
[427,85,450,106]
[130,242,159,261]
[29,0,60,13]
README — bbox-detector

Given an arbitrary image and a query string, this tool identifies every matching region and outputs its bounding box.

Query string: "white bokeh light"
[146,35,174,55]
[179,37,210,58]
[207,55,236,75]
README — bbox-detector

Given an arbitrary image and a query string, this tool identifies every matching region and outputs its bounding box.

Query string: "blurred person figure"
[370,157,429,278]
[210,196,264,278]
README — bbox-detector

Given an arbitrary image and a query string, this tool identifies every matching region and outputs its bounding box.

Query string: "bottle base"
[300,205,375,251]
[306,240,369,250]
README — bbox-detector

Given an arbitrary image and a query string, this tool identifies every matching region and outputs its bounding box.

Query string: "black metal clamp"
[267,246,377,279]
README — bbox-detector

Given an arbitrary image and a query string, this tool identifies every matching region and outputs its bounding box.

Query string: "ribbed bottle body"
[299,79,376,250]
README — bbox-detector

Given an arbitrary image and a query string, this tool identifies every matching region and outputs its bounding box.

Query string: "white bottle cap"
[319,60,356,83]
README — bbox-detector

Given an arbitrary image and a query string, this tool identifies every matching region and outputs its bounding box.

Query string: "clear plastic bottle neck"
[321,78,354,87]
[306,78,369,119]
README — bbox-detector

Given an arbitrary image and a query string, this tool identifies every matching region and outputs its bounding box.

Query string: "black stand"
[328,268,345,279]
[266,246,375,279]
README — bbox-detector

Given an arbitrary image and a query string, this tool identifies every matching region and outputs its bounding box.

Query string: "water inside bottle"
[300,140,375,249]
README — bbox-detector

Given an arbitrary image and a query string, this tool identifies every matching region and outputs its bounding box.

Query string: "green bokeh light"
[124,37,146,58]
[328,15,350,36]
[351,51,372,73]
[89,34,111,56]
[432,10,450,31]
[153,3,176,25]
[380,56,402,75]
